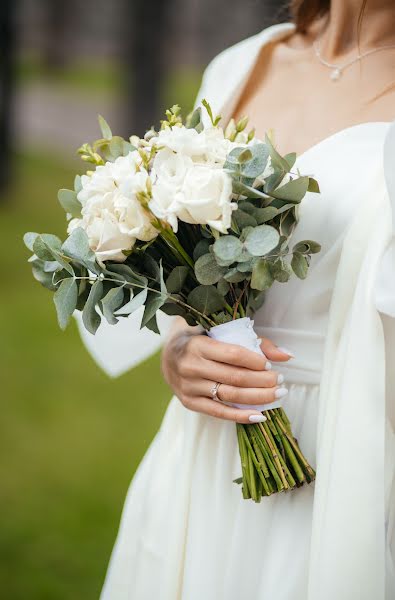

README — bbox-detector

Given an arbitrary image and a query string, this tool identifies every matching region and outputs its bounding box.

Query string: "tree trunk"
[122,0,169,136]
[0,0,15,193]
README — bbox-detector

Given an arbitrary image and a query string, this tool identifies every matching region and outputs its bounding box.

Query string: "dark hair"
[290,0,368,34]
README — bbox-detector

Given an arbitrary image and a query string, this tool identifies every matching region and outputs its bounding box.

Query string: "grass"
[0,152,173,599]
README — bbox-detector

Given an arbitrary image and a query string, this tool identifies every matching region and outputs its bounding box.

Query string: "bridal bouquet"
[24,101,320,502]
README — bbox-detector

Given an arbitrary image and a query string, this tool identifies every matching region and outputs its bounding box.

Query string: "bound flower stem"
[235,408,316,501]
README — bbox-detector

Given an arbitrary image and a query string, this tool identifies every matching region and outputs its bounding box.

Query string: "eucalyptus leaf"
[193,239,211,261]
[141,291,166,328]
[166,266,189,293]
[293,240,321,254]
[254,206,278,224]
[62,227,98,273]
[213,236,243,265]
[240,143,269,178]
[195,253,226,285]
[187,285,225,315]
[224,268,246,283]
[271,176,309,203]
[145,314,160,334]
[251,259,274,291]
[106,263,147,287]
[238,201,256,215]
[217,278,230,296]
[23,232,39,252]
[291,251,309,279]
[232,180,269,200]
[74,175,82,193]
[102,286,125,325]
[53,277,78,330]
[232,209,257,230]
[308,177,320,193]
[109,136,125,159]
[98,114,112,140]
[284,152,297,169]
[82,280,103,334]
[115,288,147,315]
[185,107,203,132]
[32,262,58,291]
[270,258,292,282]
[265,134,290,172]
[33,234,62,261]
[58,189,81,218]
[244,225,280,257]
[237,259,254,273]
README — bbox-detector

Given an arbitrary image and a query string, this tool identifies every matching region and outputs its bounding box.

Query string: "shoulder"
[195,23,295,106]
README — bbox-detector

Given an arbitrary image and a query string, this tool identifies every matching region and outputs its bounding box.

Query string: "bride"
[77,1,395,598]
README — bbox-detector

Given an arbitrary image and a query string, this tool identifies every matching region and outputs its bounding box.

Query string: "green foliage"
[82,280,103,334]
[251,259,274,291]
[166,266,189,293]
[57,189,81,218]
[244,225,280,257]
[187,285,225,315]
[213,235,243,265]
[98,114,112,140]
[53,277,78,329]
[24,104,322,336]
[194,253,226,285]
[101,286,125,325]
[291,251,309,279]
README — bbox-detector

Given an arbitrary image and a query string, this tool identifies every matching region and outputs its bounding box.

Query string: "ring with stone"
[210,382,223,402]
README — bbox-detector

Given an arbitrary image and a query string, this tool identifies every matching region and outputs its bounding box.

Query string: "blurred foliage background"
[0,1,284,598]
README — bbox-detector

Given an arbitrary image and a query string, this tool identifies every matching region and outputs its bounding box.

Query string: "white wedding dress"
[76,24,395,600]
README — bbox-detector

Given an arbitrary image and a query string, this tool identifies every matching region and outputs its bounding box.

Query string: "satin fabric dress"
[75,24,395,600]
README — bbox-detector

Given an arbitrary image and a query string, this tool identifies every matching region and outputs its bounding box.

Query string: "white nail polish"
[249,414,267,423]
[277,346,295,358]
[277,373,285,384]
[275,387,289,399]
[265,361,272,371]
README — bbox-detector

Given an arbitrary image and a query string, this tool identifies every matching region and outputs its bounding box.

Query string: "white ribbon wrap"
[208,317,282,412]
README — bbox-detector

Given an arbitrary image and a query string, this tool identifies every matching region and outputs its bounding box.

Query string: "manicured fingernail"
[277,373,285,384]
[277,346,295,358]
[249,414,267,423]
[275,387,289,399]
[265,361,272,370]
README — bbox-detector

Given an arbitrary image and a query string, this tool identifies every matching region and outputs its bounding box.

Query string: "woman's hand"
[161,322,292,424]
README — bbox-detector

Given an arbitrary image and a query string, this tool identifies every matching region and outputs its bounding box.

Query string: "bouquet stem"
[208,317,316,502]
[235,408,316,501]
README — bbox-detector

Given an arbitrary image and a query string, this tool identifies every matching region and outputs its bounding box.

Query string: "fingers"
[185,396,267,424]
[188,379,287,405]
[199,337,269,370]
[214,383,288,405]
[260,337,294,362]
[196,359,280,389]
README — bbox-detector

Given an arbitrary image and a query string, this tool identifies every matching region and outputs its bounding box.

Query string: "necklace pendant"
[330,68,342,81]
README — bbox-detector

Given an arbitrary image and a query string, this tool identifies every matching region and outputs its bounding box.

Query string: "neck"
[319,0,395,58]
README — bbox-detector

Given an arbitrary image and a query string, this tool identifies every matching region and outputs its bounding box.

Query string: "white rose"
[176,164,236,233]
[199,127,236,166]
[150,125,206,158]
[73,153,158,263]
[151,148,193,186]
[149,181,181,232]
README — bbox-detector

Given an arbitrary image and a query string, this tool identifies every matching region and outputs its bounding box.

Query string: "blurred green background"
[0,1,282,598]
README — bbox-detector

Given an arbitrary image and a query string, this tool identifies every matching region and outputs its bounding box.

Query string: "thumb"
[259,337,294,362]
